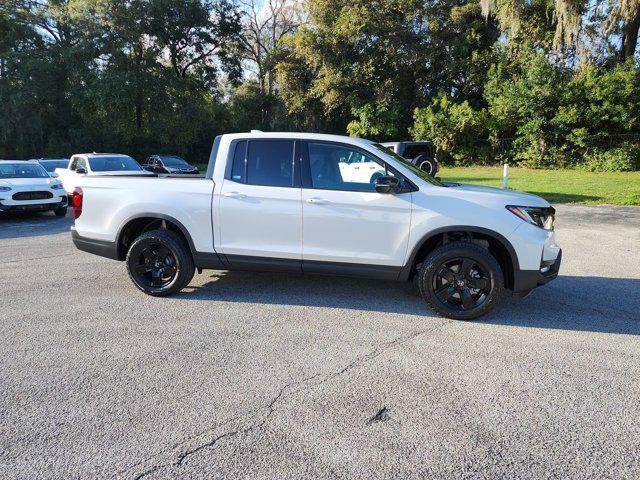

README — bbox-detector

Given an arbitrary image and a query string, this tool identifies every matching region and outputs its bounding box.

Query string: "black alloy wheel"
[418,241,503,320]
[126,229,195,296]
[432,258,490,311]
[135,244,178,288]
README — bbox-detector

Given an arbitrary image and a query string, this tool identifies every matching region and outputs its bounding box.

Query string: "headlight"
[0,186,11,192]
[506,205,555,230]
[51,183,64,190]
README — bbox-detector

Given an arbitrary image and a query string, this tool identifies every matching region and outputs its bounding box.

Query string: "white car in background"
[0,160,68,216]
[334,148,386,184]
[55,153,152,195]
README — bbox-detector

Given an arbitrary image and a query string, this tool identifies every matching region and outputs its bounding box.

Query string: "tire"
[412,153,436,176]
[418,241,503,320]
[126,229,195,297]
[53,206,68,217]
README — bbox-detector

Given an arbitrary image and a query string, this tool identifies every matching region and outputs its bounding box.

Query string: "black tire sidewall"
[412,154,435,176]
[419,242,503,320]
[126,230,195,296]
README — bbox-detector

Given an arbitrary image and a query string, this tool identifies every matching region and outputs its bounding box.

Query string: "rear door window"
[246,140,294,187]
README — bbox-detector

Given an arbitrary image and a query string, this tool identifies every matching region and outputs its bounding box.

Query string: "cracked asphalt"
[1,204,639,479]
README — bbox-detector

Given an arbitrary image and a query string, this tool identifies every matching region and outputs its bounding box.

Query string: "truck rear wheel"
[418,241,503,320]
[126,229,195,296]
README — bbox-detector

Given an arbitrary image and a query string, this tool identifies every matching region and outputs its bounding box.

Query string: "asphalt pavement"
[1,204,639,479]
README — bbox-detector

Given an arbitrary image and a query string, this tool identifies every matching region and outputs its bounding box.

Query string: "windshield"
[0,163,50,179]
[89,156,141,172]
[160,156,189,167]
[38,160,68,172]
[371,144,444,187]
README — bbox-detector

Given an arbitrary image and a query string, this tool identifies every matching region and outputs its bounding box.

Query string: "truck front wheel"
[418,241,503,320]
[126,229,195,296]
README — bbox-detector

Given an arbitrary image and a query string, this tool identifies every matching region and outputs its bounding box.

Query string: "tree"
[148,0,242,82]
[237,0,302,96]
[480,0,640,62]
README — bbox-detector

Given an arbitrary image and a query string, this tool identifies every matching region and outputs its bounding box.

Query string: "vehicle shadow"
[524,191,601,203]
[182,272,640,335]
[0,212,73,239]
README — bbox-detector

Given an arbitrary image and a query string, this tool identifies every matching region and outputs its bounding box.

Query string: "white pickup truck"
[55,153,151,196]
[70,132,561,320]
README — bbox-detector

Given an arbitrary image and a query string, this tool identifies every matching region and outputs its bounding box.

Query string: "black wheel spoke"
[438,267,456,283]
[135,262,151,274]
[459,258,474,276]
[163,266,176,277]
[436,285,455,302]
[142,249,156,263]
[460,289,474,310]
[467,277,490,291]
[156,246,170,258]
[151,270,163,286]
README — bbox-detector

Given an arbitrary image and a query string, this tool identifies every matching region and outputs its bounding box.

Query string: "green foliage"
[0,0,240,161]
[411,50,640,171]
[0,0,639,172]
[582,145,640,172]
[411,92,491,164]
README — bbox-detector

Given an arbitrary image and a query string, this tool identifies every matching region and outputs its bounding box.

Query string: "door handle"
[223,191,247,198]
[306,198,329,205]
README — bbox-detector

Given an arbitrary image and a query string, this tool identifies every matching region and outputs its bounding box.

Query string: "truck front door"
[299,141,412,279]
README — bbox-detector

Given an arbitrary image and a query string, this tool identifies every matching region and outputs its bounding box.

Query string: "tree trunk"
[621,10,640,62]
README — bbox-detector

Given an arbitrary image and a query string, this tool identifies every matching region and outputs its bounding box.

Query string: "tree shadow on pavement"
[0,212,72,239]
[183,271,640,335]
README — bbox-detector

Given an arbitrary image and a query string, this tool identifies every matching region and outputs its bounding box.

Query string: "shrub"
[411,92,490,165]
[581,145,640,172]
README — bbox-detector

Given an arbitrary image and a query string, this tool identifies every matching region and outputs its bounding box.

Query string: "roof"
[223,132,376,148]
[380,141,432,146]
[73,153,132,158]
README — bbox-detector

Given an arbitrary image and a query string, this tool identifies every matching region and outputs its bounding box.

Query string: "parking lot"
[1,204,639,479]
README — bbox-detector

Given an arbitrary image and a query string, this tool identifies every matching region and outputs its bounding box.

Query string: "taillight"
[72,187,83,219]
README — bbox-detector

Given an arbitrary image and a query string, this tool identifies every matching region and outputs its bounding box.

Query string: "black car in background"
[141,155,199,174]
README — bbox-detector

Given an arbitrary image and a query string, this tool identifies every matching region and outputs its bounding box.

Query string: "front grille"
[12,191,53,201]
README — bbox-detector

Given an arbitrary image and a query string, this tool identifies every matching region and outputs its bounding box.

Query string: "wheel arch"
[400,226,519,290]
[115,213,196,260]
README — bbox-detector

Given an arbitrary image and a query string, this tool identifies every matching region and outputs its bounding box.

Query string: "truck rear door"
[216,139,303,270]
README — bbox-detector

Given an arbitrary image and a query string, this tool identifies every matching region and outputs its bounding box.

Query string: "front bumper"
[0,198,67,213]
[512,249,562,298]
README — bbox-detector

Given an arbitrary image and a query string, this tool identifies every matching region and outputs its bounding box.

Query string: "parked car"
[141,155,199,174]
[69,132,561,320]
[380,141,439,177]
[33,158,69,177]
[0,160,68,216]
[55,153,152,196]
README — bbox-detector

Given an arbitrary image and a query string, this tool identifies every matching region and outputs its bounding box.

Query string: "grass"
[441,166,640,206]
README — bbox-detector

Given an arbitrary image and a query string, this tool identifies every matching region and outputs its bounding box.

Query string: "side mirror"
[75,168,87,174]
[374,175,400,194]
[51,172,59,178]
